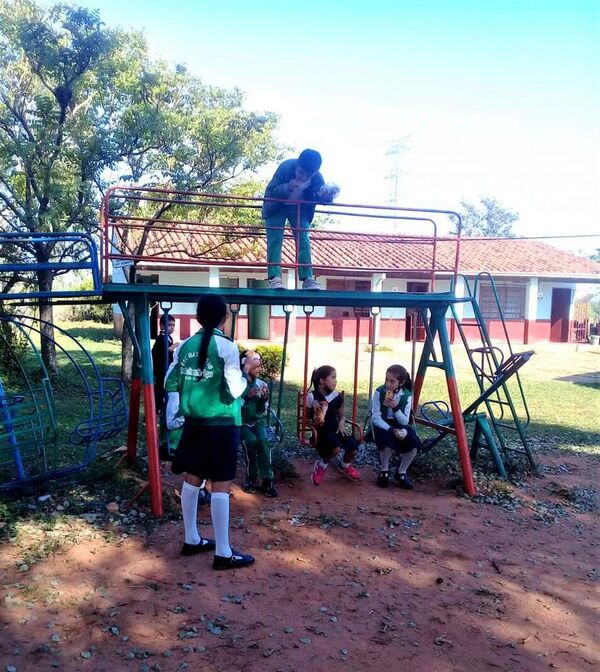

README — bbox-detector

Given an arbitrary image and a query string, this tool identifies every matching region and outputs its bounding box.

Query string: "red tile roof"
[129,225,600,278]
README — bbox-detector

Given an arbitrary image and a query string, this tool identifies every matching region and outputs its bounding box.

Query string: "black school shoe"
[180,538,216,556]
[261,479,278,498]
[377,471,390,488]
[394,471,415,490]
[213,550,255,571]
[242,477,259,494]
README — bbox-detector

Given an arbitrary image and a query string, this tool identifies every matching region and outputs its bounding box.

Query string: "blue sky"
[46,0,600,252]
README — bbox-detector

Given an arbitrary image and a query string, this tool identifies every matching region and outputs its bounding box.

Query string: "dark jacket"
[152,333,173,385]
[262,158,331,222]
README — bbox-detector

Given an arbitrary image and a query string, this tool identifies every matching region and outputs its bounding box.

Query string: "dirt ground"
[1,450,599,672]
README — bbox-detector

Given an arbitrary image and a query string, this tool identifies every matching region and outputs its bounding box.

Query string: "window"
[478,283,526,319]
[326,279,371,317]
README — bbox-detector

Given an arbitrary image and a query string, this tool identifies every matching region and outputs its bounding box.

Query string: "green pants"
[265,208,313,280]
[241,419,273,481]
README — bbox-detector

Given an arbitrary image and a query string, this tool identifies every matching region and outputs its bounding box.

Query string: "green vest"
[165,329,242,425]
[241,378,268,424]
[376,384,411,426]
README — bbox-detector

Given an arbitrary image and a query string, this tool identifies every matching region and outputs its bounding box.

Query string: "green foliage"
[66,301,112,324]
[587,293,600,322]
[455,197,518,237]
[238,343,287,381]
[63,280,112,323]
[0,498,19,539]
[0,0,282,372]
[0,313,29,382]
[363,343,393,353]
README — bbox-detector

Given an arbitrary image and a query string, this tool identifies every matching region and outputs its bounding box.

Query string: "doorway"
[405,282,429,341]
[550,288,571,343]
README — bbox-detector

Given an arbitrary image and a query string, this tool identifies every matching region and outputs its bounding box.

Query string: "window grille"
[478,283,526,319]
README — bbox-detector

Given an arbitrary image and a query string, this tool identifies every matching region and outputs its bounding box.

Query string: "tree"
[456,197,518,237]
[106,61,281,380]
[0,0,118,371]
[1,0,282,378]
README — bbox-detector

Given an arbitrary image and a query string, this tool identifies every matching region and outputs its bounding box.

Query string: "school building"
[114,231,600,345]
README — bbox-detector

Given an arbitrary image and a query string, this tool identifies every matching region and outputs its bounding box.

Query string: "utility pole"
[385,136,410,231]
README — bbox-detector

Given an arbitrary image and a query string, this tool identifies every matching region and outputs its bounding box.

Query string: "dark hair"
[310,364,335,391]
[386,364,412,392]
[159,314,175,331]
[298,148,322,174]
[196,295,227,377]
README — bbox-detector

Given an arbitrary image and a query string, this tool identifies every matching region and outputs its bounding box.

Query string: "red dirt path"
[1,452,599,672]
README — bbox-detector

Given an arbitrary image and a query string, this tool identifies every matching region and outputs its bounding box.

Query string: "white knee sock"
[398,448,417,475]
[379,447,393,472]
[181,481,201,545]
[211,492,232,558]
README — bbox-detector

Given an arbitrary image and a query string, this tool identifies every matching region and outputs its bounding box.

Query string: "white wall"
[537,281,577,320]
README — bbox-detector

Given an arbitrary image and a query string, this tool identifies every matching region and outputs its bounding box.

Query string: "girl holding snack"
[371,364,421,489]
[240,350,277,498]
[306,365,360,486]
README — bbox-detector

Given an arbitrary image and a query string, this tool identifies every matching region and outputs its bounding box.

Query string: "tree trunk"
[37,269,57,375]
[121,300,134,383]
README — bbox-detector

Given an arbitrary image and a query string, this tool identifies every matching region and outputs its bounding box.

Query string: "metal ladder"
[450,273,537,470]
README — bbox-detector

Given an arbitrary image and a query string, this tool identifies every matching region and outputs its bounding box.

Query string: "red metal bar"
[300,306,313,444]
[435,309,476,496]
[104,184,461,219]
[142,382,163,517]
[445,375,476,496]
[107,217,439,245]
[99,184,470,291]
[352,315,361,425]
[296,201,301,286]
[453,215,463,287]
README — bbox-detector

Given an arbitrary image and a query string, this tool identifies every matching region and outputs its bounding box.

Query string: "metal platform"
[102,282,470,309]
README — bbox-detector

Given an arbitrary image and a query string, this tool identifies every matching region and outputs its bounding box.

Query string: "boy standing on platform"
[262,149,339,291]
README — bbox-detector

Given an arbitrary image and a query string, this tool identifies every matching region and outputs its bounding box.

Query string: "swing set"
[0,188,534,509]
[101,186,535,516]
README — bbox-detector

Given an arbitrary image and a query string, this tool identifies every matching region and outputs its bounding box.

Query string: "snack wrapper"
[314,400,328,425]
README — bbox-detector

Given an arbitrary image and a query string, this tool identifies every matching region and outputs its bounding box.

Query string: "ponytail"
[195,295,227,379]
[198,327,215,376]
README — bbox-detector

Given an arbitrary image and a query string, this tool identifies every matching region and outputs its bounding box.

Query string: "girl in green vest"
[165,294,255,570]
[371,364,421,489]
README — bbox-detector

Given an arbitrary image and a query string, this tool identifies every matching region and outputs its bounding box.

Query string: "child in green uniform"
[165,294,255,570]
[240,350,277,498]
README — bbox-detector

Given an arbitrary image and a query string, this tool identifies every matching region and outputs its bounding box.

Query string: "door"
[550,288,571,343]
[405,282,429,341]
